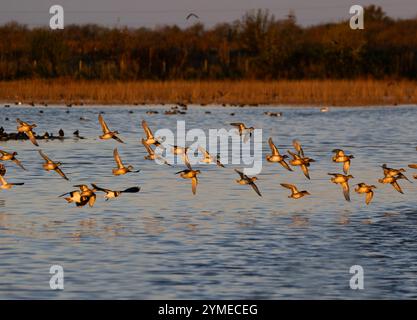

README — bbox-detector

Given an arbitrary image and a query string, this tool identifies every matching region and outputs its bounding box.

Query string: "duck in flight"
[292,140,305,158]
[378,174,406,194]
[142,139,171,166]
[0,175,24,190]
[59,189,89,207]
[234,169,262,197]
[176,160,201,195]
[38,150,69,180]
[328,173,354,201]
[288,150,315,180]
[382,164,411,182]
[355,183,376,205]
[288,140,315,179]
[198,146,224,168]
[142,120,161,146]
[266,138,292,171]
[112,148,140,176]
[230,123,254,143]
[332,149,354,174]
[0,149,26,170]
[186,13,199,20]
[98,114,124,143]
[73,184,97,207]
[16,118,39,146]
[280,183,310,199]
[91,183,140,201]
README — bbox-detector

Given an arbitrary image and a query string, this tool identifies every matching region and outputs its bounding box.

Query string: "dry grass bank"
[0,79,417,106]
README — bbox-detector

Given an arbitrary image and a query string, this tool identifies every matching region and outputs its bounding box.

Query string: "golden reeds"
[0,79,416,106]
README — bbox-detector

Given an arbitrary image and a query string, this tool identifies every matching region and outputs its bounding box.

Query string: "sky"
[0,0,416,28]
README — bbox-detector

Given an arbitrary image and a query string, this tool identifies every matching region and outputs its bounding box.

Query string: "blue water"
[0,105,416,299]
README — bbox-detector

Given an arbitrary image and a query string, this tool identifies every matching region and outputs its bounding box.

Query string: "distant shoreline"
[1,79,416,107]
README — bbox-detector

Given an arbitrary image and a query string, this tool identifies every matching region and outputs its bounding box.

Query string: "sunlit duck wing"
[142,138,155,156]
[113,148,125,169]
[182,153,192,170]
[26,130,39,146]
[293,140,304,157]
[191,177,198,195]
[39,150,53,163]
[300,164,311,180]
[142,120,157,143]
[342,160,351,174]
[366,191,374,205]
[268,137,279,156]
[341,182,350,201]
[280,183,298,194]
[98,114,111,134]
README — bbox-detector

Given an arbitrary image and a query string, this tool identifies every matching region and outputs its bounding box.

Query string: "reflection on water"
[0,105,416,299]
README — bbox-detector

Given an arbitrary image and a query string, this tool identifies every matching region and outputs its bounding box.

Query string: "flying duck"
[234,169,262,197]
[39,150,69,180]
[98,114,124,143]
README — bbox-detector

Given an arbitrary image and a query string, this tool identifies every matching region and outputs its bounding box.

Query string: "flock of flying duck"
[0,115,416,208]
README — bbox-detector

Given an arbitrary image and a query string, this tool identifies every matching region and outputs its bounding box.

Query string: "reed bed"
[0,79,416,106]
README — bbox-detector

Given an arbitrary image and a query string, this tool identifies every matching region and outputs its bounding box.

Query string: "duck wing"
[268,137,279,155]
[39,150,53,163]
[113,148,124,169]
[98,114,111,133]
[342,182,350,201]
[250,182,262,197]
[142,138,154,156]
[142,120,154,139]
[365,191,374,205]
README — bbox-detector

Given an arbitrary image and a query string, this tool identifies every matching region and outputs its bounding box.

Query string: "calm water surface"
[0,105,416,299]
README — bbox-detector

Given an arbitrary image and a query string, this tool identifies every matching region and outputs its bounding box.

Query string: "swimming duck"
[230,123,254,143]
[38,150,69,180]
[16,118,39,146]
[328,173,354,201]
[198,146,224,168]
[0,175,24,190]
[355,183,376,205]
[142,120,161,146]
[280,183,310,199]
[59,190,89,207]
[266,138,292,171]
[332,149,354,174]
[378,175,405,194]
[98,114,124,143]
[381,164,411,182]
[73,184,97,207]
[91,183,140,201]
[112,148,140,176]
[176,168,201,195]
[0,149,26,170]
[0,164,5,176]
[142,139,171,166]
[287,150,315,180]
[234,169,262,197]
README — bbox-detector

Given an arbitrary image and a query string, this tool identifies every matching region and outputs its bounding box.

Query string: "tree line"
[0,5,416,81]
